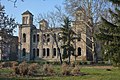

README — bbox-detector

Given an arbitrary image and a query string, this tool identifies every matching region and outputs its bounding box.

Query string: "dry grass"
[13,61,39,76]
[28,63,39,76]
[43,64,54,75]
[61,63,71,76]
[71,65,80,75]
[17,61,28,76]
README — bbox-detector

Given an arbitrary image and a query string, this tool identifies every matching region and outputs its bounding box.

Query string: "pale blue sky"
[0,0,64,36]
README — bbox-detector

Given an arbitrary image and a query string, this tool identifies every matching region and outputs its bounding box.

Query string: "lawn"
[0,65,120,80]
[43,65,120,80]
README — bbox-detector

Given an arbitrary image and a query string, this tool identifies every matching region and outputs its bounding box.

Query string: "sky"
[0,0,64,36]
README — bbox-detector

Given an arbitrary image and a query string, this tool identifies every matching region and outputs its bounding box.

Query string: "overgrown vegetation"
[0,61,120,80]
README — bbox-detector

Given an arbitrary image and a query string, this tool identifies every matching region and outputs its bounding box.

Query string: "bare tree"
[6,0,24,7]
[64,0,111,62]
[7,0,46,7]
[35,6,65,64]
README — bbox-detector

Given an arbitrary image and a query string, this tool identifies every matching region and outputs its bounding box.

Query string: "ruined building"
[18,7,93,61]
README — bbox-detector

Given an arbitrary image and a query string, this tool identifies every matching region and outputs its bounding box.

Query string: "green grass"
[43,65,120,80]
[0,65,120,80]
[0,68,13,74]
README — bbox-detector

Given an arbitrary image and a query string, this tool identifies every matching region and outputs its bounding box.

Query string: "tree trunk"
[54,36,63,64]
[68,50,71,65]
[57,47,63,64]
[68,29,71,65]
[92,36,95,62]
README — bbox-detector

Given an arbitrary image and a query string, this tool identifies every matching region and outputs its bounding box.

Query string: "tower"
[72,7,87,60]
[18,10,33,61]
[39,19,48,30]
[74,6,86,21]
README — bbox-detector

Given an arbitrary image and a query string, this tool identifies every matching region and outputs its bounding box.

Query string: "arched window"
[62,48,67,59]
[43,48,45,57]
[22,48,26,56]
[78,47,81,56]
[37,34,39,42]
[47,48,49,56]
[32,48,36,60]
[33,34,36,43]
[47,38,50,42]
[77,30,81,41]
[53,48,56,56]
[22,17,25,24]
[23,33,26,42]
[47,34,50,37]
[37,48,39,56]
[47,34,50,42]
[22,16,28,24]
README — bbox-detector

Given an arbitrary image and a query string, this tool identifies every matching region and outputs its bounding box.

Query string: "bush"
[83,62,87,65]
[0,61,18,68]
[14,66,19,75]
[13,62,39,76]
[61,63,71,76]
[17,61,28,76]
[1,62,11,68]
[10,61,18,68]
[71,62,75,67]
[71,65,80,75]
[13,61,28,76]
[43,64,54,75]
[27,63,39,76]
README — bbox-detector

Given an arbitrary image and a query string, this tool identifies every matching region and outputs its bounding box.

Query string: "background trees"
[96,0,120,66]
[0,3,17,60]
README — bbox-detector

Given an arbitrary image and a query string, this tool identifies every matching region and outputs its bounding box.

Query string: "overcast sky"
[0,0,64,36]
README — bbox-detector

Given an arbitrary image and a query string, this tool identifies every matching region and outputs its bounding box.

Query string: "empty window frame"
[22,48,26,56]
[23,33,26,42]
[43,48,45,57]
[33,34,36,43]
[47,48,50,56]
[78,47,81,56]
[53,48,56,56]
[37,48,39,56]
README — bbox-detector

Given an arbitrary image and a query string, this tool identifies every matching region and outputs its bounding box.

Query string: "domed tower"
[18,10,34,61]
[39,19,48,30]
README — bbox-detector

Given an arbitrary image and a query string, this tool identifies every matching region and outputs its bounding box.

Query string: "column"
[50,47,53,58]
[45,48,47,58]
[39,47,43,58]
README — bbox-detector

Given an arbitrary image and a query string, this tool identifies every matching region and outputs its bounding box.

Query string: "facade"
[18,8,93,61]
